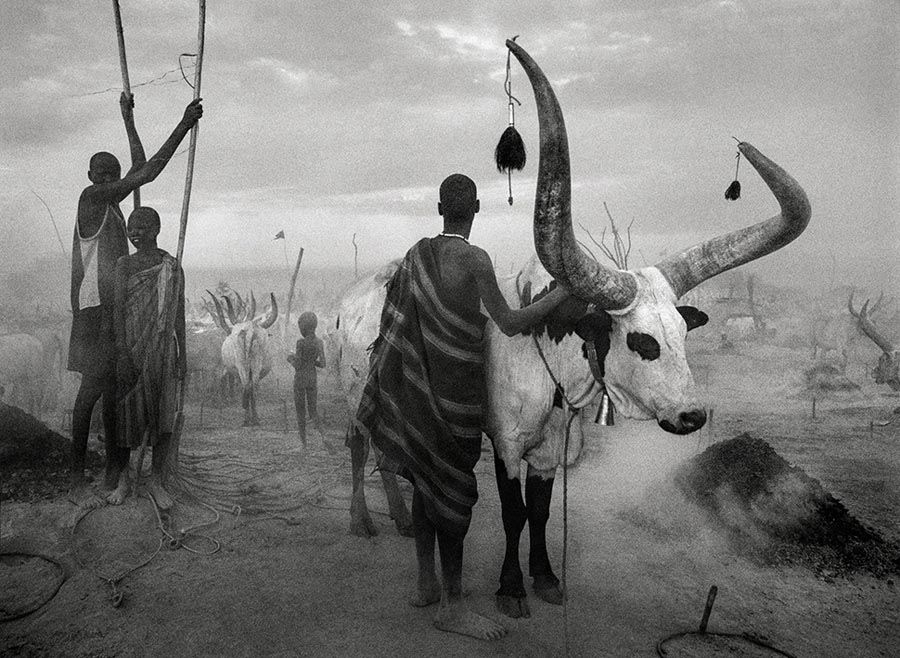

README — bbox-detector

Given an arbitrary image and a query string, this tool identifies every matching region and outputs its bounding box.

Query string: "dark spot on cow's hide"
[520,281,592,343]
[677,305,709,331]
[627,332,660,361]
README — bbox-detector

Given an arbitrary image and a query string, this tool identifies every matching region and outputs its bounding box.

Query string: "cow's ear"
[575,310,612,343]
[677,306,709,331]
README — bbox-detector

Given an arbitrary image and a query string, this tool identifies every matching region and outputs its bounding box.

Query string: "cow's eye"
[626,332,660,361]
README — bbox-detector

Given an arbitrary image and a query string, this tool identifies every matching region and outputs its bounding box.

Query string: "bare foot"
[106,471,130,506]
[147,474,174,510]
[433,602,507,640]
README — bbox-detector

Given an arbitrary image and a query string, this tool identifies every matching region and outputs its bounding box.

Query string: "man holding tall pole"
[67,95,202,507]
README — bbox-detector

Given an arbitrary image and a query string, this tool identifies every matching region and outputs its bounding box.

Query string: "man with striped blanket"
[356,174,568,641]
[109,207,185,508]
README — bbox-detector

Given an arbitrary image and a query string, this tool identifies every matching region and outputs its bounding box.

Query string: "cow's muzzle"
[658,407,707,435]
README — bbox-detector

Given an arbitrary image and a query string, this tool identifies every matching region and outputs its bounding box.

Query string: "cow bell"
[596,389,614,426]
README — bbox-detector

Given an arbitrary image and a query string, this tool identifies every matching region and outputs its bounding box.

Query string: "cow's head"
[508,40,811,434]
[848,293,900,390]
[207,290,278,386]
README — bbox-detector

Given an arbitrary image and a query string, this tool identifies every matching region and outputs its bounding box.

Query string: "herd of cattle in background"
[0,263,898,429]
[0,264,899,428]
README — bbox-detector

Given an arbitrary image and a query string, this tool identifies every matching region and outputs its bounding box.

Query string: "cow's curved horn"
[206,291,232,335]
[507,39,637,310]
[259,293,278,329]
[248,291,257,323]
[655,143,811,298]
[849,292,894,354]
[223,296,239,325]
[232,291,247,321]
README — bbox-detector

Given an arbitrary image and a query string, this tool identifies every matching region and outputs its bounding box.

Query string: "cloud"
[249,57,335,92]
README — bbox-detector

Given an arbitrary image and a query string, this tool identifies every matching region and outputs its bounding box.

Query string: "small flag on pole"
[274,230,285,240]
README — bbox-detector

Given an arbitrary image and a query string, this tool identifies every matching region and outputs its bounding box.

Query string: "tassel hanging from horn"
[495,36,526,205]
[725,140,742,201]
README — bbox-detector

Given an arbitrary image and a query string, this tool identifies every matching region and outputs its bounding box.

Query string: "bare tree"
[578,202,633,269]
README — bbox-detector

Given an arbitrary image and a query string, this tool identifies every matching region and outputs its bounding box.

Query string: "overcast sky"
[2,1,897,294]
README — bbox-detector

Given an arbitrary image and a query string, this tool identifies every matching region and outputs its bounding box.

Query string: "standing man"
[356,174,568,640]
[68,93,202,507]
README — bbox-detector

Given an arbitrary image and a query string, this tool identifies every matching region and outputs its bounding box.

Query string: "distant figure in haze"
[355,174,568,640]
[288,311,326,448]
[109,207,186,508]
[67,92,201,508]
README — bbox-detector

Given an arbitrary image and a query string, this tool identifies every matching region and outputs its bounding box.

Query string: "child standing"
[287,311,325,447]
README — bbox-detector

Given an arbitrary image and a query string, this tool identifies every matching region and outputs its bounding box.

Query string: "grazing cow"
[207,291,278,426]
[184,324,231,399]
[848,293,900,390]
[810,293,883,372]
[336,40,811,619]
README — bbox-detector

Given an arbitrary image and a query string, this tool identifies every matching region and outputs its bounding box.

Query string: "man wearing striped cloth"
[356,174,568,640]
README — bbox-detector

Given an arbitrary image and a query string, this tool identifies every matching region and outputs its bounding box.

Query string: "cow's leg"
[250,384,260,426]
[241,387,250,425]
[493,451,530,619]
[379,471,414,537]
[348,427,378,537]
[526,465,563,604]
[371,444,414,536]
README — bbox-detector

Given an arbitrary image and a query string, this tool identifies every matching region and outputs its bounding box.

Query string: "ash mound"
[675,433,899,578]
[0,403,101,501]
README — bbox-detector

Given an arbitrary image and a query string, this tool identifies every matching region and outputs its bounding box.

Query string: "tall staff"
[112,0,140,208]
[165,0,206,476]
[176,0,205,266]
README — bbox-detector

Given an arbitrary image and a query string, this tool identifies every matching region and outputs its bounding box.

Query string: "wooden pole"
[112,0,140,209]
[166,0,206,478]
[175,1,205,266]
[284,247,305,343]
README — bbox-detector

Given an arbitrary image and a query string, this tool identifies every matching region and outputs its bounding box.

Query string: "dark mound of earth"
[0,403,102,502]
[675,433,900,579]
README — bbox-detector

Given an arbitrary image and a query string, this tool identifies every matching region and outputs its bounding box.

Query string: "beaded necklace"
[437,232,469,243]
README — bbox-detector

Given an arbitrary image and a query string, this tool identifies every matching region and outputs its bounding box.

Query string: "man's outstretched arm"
[468,247,568,337]
[85,99,203,206]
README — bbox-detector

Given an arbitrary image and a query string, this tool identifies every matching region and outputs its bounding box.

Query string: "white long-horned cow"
[207,290,278,426]
[810,292,883,372]
[335,40,811,619]
[848,293,899,390]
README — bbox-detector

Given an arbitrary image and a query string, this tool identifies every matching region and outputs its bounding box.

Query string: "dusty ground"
[2,342,899,657]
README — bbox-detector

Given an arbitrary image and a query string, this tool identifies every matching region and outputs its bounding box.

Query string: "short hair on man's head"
[89,151,120,174]
[127,206,161,231]
[439,174,477,222]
